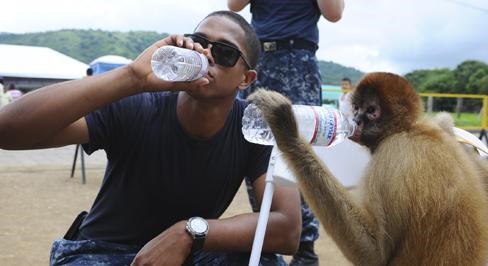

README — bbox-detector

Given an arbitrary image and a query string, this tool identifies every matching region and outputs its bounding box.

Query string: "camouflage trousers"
[238,48,322,106]
[50,239,287,266]
[241,48,321,244]
[245,178,320,244]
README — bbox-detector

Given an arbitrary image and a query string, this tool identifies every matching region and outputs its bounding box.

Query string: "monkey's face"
[348,72,422,151]
[349,88,383,147]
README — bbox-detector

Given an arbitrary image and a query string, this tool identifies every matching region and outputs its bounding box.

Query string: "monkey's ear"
[237,70,257,90]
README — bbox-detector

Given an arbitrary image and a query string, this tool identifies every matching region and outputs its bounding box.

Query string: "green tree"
[404,68,453,92]
[467,68,488,94]
[421,70,457,93]
[474,75,488,95]
[404,70,434,91]
[453,60,488,93]
[419,70,458,111]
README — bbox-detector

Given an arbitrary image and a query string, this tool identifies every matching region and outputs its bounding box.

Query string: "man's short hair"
[342,77,352,84]
[203,10,261,69]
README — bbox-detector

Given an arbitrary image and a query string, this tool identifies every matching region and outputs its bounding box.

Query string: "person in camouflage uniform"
[229,0,345,265]
[240,47,323,266]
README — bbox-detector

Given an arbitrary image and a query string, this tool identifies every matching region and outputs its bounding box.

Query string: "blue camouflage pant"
[245,178,319,244]
[241,48,321,244]
[50,239,287,266]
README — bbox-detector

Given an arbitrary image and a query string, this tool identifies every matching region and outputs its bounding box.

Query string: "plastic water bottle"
[151,46,208,81]
[242,104,356,147]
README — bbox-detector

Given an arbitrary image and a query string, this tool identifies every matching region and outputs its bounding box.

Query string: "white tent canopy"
[0,44,88,80]
[89,55,132,75]
[89,55,132,65]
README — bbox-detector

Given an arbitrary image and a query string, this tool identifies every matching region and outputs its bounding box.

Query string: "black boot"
[289,241,319,266]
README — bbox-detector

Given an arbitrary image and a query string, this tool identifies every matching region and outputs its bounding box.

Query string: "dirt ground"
[0,166,352,265]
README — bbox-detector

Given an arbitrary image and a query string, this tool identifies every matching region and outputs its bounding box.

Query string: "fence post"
[427,96,433,114]
[455,98,463,118]
[480,97,488,144]
[483,96,488,130]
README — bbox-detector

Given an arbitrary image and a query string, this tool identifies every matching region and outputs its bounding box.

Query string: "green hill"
[0,29,364,85]
[319,60,363,85]
[0,29,167,64]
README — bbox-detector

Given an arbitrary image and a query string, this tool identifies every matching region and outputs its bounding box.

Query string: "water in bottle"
[242,104,356,147]
[151,46,208,82]
[241,104,276,145]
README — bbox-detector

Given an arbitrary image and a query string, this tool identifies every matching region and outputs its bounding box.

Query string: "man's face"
[189,15,251,99]
[341,80,352,92]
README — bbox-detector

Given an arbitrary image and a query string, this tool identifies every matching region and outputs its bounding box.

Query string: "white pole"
[249,146,278,266]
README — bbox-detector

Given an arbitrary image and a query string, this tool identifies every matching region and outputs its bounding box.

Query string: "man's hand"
[131,221,192,266]
[128,34,210,94]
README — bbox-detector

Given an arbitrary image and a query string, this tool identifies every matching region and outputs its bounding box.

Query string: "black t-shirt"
[80,92,271,246]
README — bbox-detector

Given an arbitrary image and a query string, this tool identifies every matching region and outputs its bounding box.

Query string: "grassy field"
[424,112,484,129]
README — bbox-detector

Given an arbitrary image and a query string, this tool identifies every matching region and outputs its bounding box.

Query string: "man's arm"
[317,0,345,22]
[0,67,138,150]
[205,174,301,253]
[227,0,250,12]
[132,174,302,265]
[0,35,209,150]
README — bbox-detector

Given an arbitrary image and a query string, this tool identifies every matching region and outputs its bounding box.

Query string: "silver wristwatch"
[185,216,209,253]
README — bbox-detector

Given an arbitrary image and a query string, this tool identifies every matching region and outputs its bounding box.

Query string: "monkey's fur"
[248,72,488,265]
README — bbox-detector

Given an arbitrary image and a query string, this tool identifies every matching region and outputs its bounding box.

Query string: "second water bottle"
[242,104,356,147]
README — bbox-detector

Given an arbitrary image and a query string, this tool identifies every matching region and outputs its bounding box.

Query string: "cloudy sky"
[1,0,487,74]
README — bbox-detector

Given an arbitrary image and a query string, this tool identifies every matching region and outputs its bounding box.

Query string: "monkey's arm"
[280,136,385,265]
[248,90,386,265]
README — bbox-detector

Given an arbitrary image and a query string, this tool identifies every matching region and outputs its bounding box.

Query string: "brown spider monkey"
[248,72,488,265]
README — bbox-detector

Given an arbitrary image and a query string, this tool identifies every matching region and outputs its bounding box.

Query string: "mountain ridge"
[0,29,364,85]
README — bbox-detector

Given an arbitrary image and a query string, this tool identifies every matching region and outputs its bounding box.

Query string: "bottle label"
[310,107,337,146]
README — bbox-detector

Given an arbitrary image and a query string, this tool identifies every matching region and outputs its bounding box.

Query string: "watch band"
[190,235,205,254]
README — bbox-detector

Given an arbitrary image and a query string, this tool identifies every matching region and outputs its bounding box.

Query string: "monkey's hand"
[247,89,301,148]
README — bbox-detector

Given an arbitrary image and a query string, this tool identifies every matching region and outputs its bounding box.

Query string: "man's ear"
[238,70,257,90]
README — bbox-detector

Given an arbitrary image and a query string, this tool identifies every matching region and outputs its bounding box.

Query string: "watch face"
[190,217,208,234]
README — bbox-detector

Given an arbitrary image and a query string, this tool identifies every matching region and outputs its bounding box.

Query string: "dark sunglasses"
[184,34,251,69]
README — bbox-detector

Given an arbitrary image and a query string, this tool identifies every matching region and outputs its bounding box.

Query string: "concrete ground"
[0,145,351,265]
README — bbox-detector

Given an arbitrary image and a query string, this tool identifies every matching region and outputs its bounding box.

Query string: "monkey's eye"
[366,106,375,114]
[353,104,359,111]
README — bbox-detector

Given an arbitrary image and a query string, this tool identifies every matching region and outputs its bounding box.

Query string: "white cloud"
[1,0,487,74]
[319,44,397,73]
